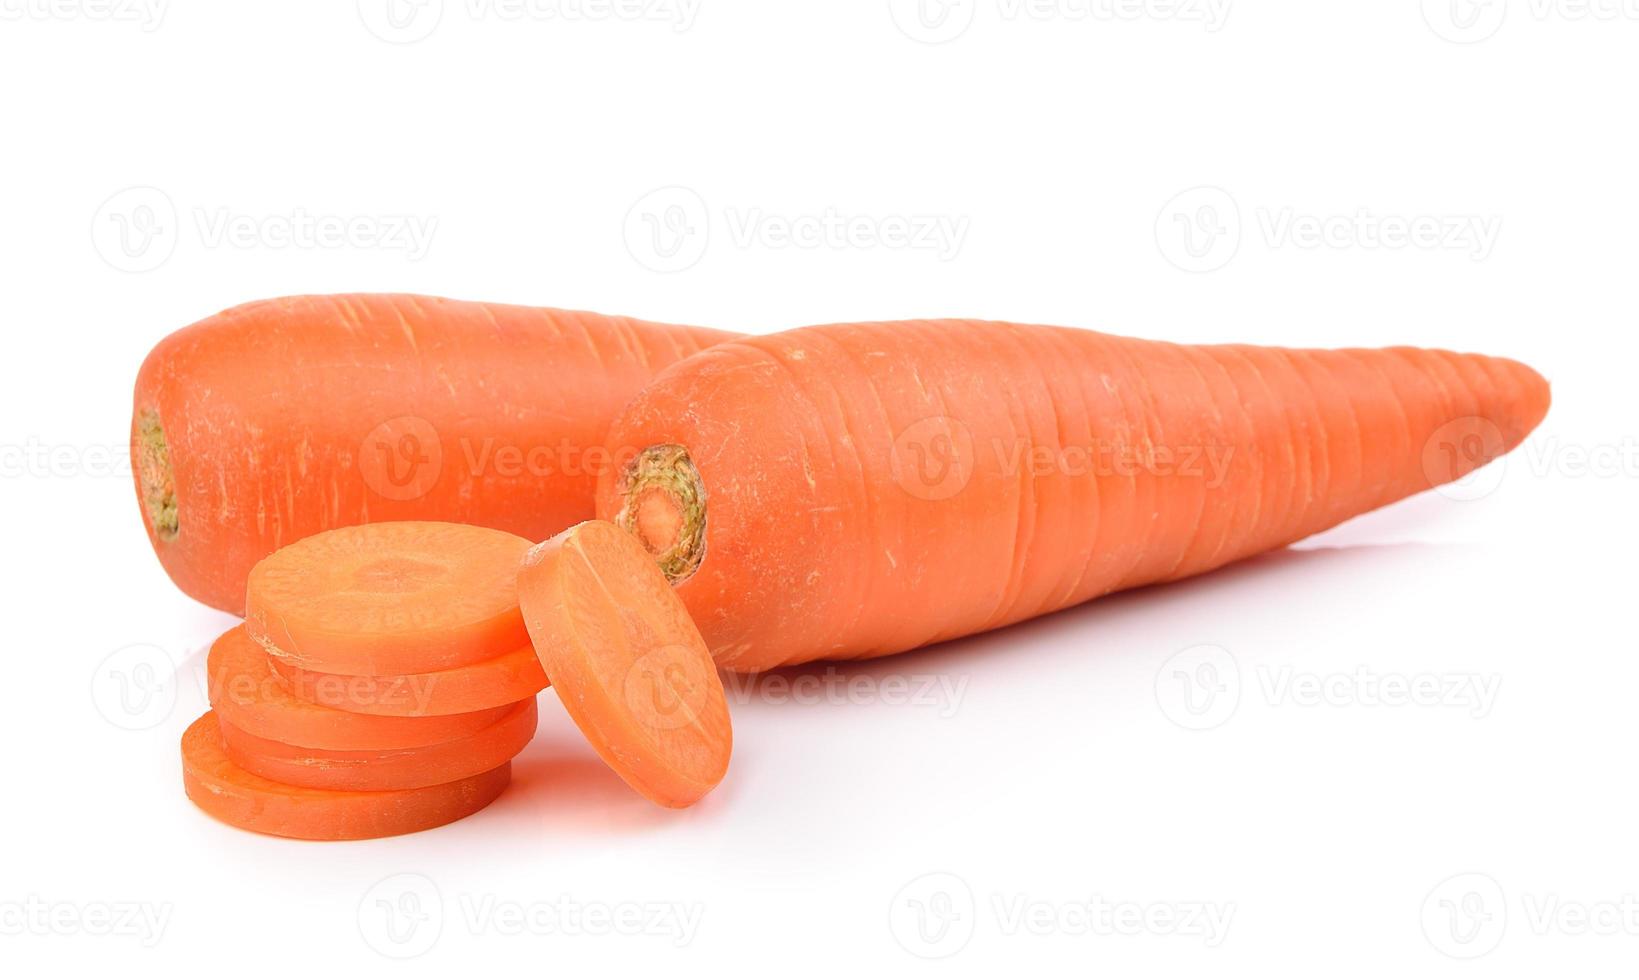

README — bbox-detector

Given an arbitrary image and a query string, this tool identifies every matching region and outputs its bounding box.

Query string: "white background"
[2,1,1635,975]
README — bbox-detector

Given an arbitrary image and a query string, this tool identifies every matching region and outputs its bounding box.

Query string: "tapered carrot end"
[1487,355,1552,451]
[1398,348,1551,498]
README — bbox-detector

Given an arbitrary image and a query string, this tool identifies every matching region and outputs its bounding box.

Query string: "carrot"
[245,521,532,676]
[216,699,538,792]
[132,294,735,614]
[181,712,512,840]
[595,319,1551,673]
[208,625,512,749]
[269,642,547,717]
[517,521,731,808]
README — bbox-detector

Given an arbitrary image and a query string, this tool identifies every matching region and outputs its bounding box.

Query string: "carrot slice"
[517,520,731,808]
[245,521,532,675]
[181,712,511,840]
[217,698,538,792]
[268,642,548,718]
[207,625,512,749]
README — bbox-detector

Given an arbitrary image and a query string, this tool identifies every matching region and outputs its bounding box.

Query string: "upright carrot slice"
[245,521,532,676]
[181,712,511,840]
[269,643,548,717]
[133,294,736,614]
[217,699,538,792]
[517,521,731,809]
[207,625,511,749]
[597,320,1552,672]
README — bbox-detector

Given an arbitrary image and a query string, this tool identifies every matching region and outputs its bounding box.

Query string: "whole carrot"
[596,319,1550,673]
[132,294,735,613]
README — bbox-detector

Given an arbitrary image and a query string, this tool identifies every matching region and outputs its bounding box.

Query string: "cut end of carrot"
[136,409,177,541]
[614,444,707,585]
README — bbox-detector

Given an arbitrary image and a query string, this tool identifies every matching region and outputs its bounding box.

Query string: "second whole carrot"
[132,294,736,613]
[596,319,1551,673]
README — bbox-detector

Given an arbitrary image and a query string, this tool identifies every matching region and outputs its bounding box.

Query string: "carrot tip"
[136,409,178,540]
[614,444,707,585]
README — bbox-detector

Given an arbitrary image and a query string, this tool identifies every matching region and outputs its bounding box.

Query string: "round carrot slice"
[181,712,511,840]
[245,521,533,675]
[517,520,731,808]
[269,642,548,717]
[209,625,512,749]
[217,698,538,792]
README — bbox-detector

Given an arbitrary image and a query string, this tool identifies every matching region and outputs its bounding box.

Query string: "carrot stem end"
[137,409,178,541]
[614,444,706,585]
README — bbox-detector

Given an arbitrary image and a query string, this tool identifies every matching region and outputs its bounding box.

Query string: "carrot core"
[351,557,448,593]
[615,444,706,584]
[136,409,177,540]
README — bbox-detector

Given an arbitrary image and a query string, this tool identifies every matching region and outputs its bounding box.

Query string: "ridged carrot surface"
[132,294,735,613]
[595,319,1551,672]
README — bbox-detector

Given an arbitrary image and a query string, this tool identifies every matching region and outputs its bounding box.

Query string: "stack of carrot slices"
[182,519,734,839]
[182,523,547,840]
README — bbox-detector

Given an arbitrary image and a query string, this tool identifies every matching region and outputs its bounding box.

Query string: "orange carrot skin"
[216,698,538,792]
[268,643,547,717]
[132,294,735,613]
[207,625,513,749]
[181,712,512,841]
[596,320,1551,673]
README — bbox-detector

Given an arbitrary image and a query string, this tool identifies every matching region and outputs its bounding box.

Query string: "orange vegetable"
[132,294,735,613]
[269,642,547,717]
[596,320,1551,672]
[217,698,538,792]
[245,521,531,676]
[517,521,731,808]
[208,625,512,749]
[181,712,511,840]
